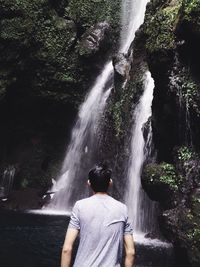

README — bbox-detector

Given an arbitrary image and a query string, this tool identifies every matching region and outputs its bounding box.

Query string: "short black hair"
[88,164,112,192]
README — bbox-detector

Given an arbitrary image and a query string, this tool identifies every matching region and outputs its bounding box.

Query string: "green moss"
[65,0,121,48]
[159,163,178,189]
[33,16,76,65]
[53,72,76,83]
[21,178,29,189]
[182,79,200,115]
[179,209,200,265]
[0,0,121,104]
[177,146,194,161]
[108,71,144,138]
[182,0,200,18]
[173,66,200,116]
[112,101,124,137]
[66,0,120,29]
[0,18,33,43]
[145,0,182,53]
[144,162,179,190]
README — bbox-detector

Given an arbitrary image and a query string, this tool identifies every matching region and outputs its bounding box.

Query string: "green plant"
[178,146,194,161]
[21,178,29,189]
[145,1,182,53]
[160,163,178,190]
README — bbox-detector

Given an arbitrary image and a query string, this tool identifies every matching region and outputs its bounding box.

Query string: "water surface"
[0,211,175,267]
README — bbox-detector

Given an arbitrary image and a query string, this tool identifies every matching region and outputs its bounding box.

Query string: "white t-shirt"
[68,194,133,267]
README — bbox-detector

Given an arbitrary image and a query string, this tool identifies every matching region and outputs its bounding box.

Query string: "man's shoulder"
[109,196,127,210]
[75,195,127,211]
[74,196,93,207]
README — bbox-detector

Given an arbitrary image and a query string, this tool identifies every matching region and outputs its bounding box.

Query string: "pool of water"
[0,210,175,267]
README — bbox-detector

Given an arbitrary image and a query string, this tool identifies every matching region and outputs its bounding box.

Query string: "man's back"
[69,194,133,267]
[61,164,135,267]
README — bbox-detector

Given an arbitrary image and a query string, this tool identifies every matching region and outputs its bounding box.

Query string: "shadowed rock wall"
[140,1,200,266]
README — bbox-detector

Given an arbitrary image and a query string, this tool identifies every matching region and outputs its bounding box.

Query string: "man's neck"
[94,192,108,195]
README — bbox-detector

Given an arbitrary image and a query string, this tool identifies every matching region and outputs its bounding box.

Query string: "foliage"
[182,0,200,20]
[65,0,121,47]
[181,76,200,115]
[144,162,179,190]
[179,208,200,265]
[0,0,121,105]
[177,146,194,161]
[66,0,120,28]
[21,178,29,189]
[159,163,178,189]
[171,64,200,116]
[141,0,200,265]
[145,0,182,53]
[108,71,145,138]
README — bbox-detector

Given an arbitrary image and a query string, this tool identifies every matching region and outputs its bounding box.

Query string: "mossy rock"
[142,162,179,206]
[0,0,121,105]
[163,207,200,267]
[66,0,120,34]
[179,0,200,37]
[145,0,182,54]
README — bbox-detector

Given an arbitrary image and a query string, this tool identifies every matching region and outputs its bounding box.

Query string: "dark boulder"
[78,21,110,57]
[112,52,132,93]
[113,53,131,79]
[142,146,200,266]
[142,162,179,208]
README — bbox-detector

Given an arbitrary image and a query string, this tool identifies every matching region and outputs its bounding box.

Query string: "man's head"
[88,164,112,193]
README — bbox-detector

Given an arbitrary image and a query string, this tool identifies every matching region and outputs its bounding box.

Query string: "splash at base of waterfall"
[27,209,71,216]
[27,208,171,248]
[134,232,172,248]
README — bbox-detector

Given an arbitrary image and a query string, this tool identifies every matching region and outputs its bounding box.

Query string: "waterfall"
[0,166,15,199]
[47,0,150,211]
[47,63,113,210]
[125,71,156,234]
[120,0,149,53]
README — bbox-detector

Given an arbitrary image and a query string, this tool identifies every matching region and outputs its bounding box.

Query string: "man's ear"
[87,180,91,186]
[109,179,113,186]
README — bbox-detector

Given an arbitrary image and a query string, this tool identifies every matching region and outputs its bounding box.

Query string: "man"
[61,164,135,267]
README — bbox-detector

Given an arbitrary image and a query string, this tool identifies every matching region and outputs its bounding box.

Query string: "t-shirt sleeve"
[124,206,133,235]
[68,202,80,230]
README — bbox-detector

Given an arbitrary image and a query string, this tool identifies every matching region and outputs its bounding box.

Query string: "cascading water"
[120,0,158,235]
[0,166,15,199]
[47,0,151,211]
[120,0,149,53]
[125,71,157,234]
[47,64,113,210]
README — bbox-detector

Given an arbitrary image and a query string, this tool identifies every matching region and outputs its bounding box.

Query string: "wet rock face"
[78,21,110,57]
[99,31,149,201]
[139,0,200,266]
[112,53,132,93]
[113,53,131,78]
[142,148,200,266]
[142,162,179,208]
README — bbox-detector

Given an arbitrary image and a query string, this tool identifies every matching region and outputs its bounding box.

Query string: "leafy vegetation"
[177,146,194,161]
[144,162,178,190]
[145,0,182,53]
